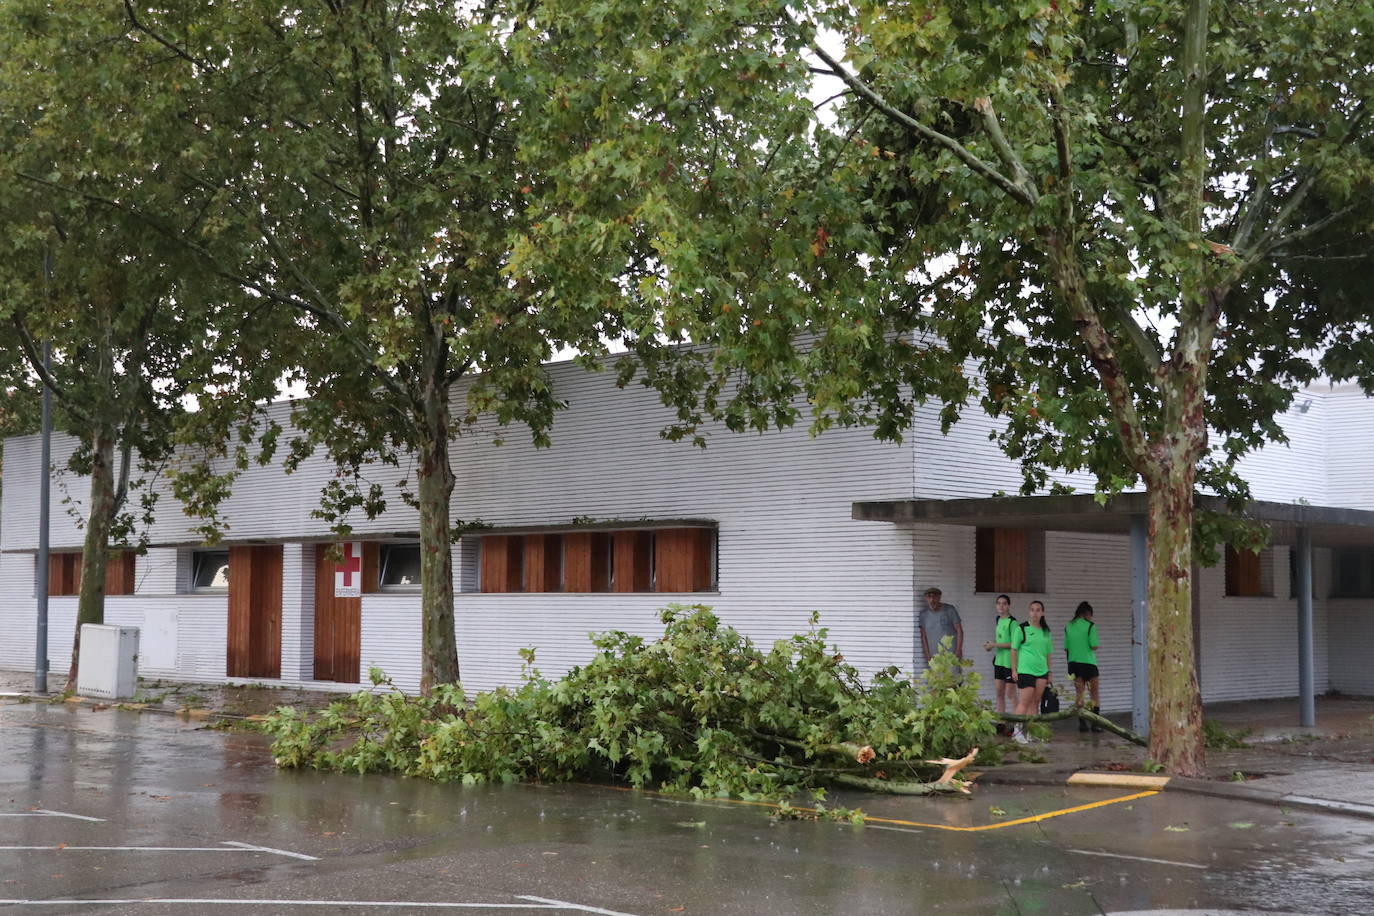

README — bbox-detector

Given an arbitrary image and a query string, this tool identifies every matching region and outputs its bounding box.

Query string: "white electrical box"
[77,624,140,700]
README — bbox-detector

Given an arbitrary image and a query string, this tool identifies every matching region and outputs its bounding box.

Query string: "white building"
[2,360,1373,725]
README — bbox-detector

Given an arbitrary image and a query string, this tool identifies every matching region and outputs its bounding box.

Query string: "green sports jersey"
[993,615,1018,667]
[1063,618,1099,665]
[1011,623,1052,677]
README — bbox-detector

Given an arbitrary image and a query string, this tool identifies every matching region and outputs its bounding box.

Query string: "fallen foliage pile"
[266,605,996,815]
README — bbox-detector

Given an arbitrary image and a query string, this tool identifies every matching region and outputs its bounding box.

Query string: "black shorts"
[1068,662,1099,681]
[1018,672,1047,690]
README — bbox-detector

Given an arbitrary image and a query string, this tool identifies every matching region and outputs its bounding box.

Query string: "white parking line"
[0,810,105,822]
[1066,847,1209,869]
[0,841,317,861]
[221,841,321,861]
[519,896,645,915]
[0,897,642,914]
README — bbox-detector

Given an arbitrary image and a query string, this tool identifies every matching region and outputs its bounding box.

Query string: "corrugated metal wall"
[444,364,916,696]
[3,362,1373,708]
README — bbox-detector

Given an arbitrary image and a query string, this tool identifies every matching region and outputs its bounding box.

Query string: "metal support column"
[34,340,52,694]
[1296,527,1315,728]
[1130,514,1149,736]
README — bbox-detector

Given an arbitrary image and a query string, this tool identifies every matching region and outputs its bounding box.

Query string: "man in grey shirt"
[919,587,964,665]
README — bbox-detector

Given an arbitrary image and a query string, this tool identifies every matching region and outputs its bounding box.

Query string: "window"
[105,552,136,596]
[563,532,612,592]
[612,531,653,592]
[44,551,136,597]
[46,553,81,596]
[477,527,716,594]
[479,535,524,593]
[653,528,715,592]
[1332,549,1374,598]
[191,550,230,591]
[975,528,1044,593]
[1224,545,1272,597]
[522,534,564,592]
[1288,548,1317,600]
[378,543,422,589]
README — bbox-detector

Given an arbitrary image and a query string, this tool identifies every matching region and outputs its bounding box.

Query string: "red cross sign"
[334,542,363,598]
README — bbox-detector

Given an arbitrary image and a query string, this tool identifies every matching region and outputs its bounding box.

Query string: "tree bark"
[66,428,117,690]
[1143,463,1206,775]
[416,376,461,693]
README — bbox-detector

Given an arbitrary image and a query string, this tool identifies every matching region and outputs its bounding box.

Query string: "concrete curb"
[1163,775,1374,821]
[1,691,257,723]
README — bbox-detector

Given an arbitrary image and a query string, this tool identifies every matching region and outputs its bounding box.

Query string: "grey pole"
[1296,528,1315,728]
[34,339,52,693]
[1130,514,1149,737]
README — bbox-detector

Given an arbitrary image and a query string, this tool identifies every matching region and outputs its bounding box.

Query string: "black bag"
[1040,685,1060,715]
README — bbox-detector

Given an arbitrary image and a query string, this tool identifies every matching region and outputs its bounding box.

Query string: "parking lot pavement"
[3,702,1373,914]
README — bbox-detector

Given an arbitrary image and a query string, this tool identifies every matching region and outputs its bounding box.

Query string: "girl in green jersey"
[982,594,1017,729]
[1065,601,1102,732]
[1010,600,1053,744]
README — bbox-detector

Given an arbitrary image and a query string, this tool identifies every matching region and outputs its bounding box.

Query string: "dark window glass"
[1332,549,1374,598]
[192,550,230,590]
[379,544,422,588]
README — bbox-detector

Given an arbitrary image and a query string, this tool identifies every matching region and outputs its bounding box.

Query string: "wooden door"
[313,544,371,683]
[227,546,283,679]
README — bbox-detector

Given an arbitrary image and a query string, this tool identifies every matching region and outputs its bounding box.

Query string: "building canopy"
[853,493,1374,548]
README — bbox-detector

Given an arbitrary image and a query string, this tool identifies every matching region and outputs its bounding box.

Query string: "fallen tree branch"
[999,706,1146,746]
[831,773,964,795]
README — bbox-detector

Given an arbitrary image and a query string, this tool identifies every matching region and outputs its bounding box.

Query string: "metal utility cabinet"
[76,624,140,700]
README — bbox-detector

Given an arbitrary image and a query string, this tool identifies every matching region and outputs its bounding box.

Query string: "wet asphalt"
[1,702,1372,915]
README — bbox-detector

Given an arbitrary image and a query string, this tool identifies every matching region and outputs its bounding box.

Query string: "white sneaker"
[1012,729,1030,745]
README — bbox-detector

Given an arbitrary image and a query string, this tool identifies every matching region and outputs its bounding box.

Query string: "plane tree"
[28,0,650,691]
[517,0,1374,773]
[0,2,270,686]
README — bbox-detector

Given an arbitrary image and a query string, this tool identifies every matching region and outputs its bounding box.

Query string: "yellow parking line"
[861,790,1160,832]
[592,783,1160,831]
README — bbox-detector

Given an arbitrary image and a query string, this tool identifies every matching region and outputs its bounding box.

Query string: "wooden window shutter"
[105,551,136,596]
[612,531,653,592]
[975,528,1029,593]
[48,553,80,597]
[361,542,380,594]
[522,534,563,592]
[654,529,714,592]
[47,555,64,596]
[480,536,524,593]
[994,528,1029,593]
[564,532,611,592]
[974,529,995,594]
[1225,545,1263,597]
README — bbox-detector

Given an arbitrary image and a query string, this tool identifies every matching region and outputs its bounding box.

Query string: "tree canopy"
[0,0,269,683]
[3,0,1370,769]
[514,0,1374,773]
[9,0,662,690]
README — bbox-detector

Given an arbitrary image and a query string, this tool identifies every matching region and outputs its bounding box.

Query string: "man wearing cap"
[919,587,964,665]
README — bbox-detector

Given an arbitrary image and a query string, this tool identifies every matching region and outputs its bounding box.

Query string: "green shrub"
[265,605,997,808]
[1202,719,1252,749]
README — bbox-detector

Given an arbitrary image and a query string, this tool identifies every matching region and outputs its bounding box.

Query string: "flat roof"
[853,493,1374,548]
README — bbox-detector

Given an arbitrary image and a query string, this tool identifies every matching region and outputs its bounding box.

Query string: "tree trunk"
[1143,468,1206,776]
[66,429,117,690]
[416,377,460,692]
